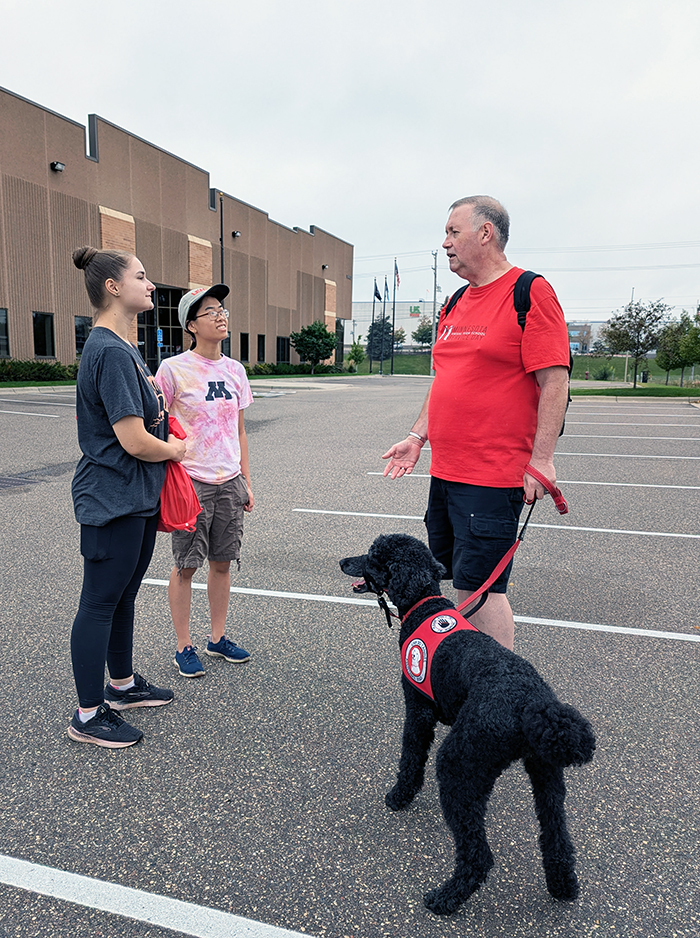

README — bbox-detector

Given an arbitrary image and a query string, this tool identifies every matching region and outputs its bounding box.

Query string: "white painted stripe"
[566,434,699,441]
[0,409,61,418]
[557,452,700,459]
[366,472,700,489]
[0,397,76,407]
[0,854,313,938]
[141,581,700,642]
[291,508,699,538]
[566,422,700,427]
[514,616,700,642]
[143,578,378,607]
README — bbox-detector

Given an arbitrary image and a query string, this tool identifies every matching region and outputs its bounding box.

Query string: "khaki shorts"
[171,474,249,569]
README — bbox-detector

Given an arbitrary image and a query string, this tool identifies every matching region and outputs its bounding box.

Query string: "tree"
[365,315,393,363]
[393,327,406,350]
[655,313,698,385]
[679,312,700,382]
[347,336,365,372]
[289,320,337,374]
[601,299,670,388]
[412,315,434,348]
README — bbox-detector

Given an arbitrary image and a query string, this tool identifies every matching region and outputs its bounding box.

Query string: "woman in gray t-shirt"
[67,246,185,749]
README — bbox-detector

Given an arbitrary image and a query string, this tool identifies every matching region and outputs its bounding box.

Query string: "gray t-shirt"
[72,327,168,526]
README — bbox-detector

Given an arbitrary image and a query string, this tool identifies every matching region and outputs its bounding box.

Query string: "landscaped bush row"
[0,359,79,382]
[244,362,345,377]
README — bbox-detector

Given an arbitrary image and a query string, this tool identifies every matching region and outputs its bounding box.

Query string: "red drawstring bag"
[157,416,202,533]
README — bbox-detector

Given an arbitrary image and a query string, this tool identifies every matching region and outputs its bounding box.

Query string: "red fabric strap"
[524,463,569,515]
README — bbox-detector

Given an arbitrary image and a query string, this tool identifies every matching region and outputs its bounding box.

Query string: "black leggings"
[71,513,159,709]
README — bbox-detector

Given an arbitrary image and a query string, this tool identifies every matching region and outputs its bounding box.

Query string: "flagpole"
[369,279,377,374]
[390,258,397,375]
[380,275,388,375]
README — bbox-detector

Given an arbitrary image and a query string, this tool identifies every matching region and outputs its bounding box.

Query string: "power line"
[356,239,700,262]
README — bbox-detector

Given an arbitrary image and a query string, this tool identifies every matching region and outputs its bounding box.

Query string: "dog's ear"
[339,554,367,578]
[376,534,446,603]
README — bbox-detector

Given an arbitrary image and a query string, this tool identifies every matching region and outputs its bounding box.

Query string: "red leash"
[523,463,569,515]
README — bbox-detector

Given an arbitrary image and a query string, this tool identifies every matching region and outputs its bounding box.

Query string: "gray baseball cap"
[178,283,230,331]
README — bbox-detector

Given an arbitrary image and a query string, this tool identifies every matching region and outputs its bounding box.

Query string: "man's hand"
[523,457,556,503]
[382,438,423,479]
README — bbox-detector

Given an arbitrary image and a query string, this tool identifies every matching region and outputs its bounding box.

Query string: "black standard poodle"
[340,533,595,916]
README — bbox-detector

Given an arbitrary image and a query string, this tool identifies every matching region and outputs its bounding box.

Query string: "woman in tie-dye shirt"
[156,284,254,679]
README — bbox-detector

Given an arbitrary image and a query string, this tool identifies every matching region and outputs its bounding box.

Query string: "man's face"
[442,205,481,281]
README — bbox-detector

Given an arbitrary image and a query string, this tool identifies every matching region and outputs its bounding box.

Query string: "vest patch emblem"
[431,614,458,634]
[405,638,428,684]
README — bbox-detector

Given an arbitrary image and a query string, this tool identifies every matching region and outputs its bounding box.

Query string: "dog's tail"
[522,700,596,768]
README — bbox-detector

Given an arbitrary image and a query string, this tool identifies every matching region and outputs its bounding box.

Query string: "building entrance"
[138,287,185,373]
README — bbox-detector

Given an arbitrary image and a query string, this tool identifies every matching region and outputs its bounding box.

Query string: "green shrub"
[592,363,615,380]
[0,358,79,382]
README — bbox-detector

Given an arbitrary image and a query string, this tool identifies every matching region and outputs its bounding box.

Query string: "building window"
[0,309,9,358]
[33,312,55,358]
[74,316,92,356]
[138,287,184,374]
[240,332,249,362]
[257,334,266,363]
[276,336,290,364]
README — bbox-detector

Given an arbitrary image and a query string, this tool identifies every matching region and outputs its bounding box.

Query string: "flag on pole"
[394,259,400,288]
[373,279,382,301]
[384,276,390,301]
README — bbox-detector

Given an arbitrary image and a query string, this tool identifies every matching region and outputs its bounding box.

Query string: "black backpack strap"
[514,270,572,437]
[440,285,468,321]
[513,271,543,330]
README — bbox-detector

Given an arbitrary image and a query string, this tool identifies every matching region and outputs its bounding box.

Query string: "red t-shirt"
[428,267,570,487]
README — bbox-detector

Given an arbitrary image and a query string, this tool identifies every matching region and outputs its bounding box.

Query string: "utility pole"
[430,250,438,376]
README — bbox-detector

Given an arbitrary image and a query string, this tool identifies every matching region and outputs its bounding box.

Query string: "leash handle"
[524,464,569,515]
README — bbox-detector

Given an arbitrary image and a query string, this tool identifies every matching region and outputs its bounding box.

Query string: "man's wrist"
[407,431,426,447]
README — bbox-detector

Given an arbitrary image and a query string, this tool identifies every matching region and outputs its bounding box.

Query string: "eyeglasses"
[194,308,229,321]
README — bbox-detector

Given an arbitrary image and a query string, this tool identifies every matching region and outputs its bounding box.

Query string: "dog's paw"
[546,869,579,902]
[385,785,416,811]
[423,882,468,916]
[423,873,485,915]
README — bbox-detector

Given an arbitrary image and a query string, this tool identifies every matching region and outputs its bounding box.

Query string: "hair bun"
[72,246,98,270]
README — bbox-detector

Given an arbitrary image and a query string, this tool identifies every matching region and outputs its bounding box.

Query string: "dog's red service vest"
[402,610,479,701]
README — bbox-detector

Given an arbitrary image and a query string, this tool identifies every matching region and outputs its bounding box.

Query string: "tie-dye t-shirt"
[155,350,253,484]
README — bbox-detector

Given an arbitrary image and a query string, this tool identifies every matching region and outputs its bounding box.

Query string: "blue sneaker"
[205,635,250,663]
[174,645,205,678]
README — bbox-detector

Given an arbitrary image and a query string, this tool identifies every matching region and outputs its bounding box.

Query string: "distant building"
[347,300,439,348]
[0,86,353,370]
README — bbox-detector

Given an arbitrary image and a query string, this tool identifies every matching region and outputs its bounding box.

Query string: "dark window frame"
[32,311,56,358]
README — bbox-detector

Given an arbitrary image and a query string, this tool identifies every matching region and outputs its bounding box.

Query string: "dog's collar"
[401,596,443,623]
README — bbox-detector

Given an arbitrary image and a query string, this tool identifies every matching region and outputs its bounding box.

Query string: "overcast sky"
[2,0,699,320]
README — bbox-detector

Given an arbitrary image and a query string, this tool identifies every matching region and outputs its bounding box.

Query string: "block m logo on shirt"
[205,381,233,401]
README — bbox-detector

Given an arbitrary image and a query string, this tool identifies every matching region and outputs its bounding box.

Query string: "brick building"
[0,86,353,371]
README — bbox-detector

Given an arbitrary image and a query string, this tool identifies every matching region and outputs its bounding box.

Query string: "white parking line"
[141,580,700,642]
[557,451,700,459]
[565,435,699,441]
[0,854,313,938]
[291,508,699,539]
[0,409,61,418]
[366,473,700,489]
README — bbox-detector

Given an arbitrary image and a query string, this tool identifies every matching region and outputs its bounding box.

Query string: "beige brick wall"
[99,206,136,253]
[188,235,213,289]
[324,279,337,315]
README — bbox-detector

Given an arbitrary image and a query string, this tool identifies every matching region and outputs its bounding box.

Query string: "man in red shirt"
[382,196,570,650]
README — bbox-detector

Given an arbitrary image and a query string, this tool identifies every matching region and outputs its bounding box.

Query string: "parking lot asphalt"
[0,376,699,938]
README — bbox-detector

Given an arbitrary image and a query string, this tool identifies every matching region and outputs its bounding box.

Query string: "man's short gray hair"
[449,196,510,249]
